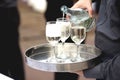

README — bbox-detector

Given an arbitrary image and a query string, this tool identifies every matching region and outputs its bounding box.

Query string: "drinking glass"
[70,23,86,62]
[56,17,71,62]
[46,21,61,62]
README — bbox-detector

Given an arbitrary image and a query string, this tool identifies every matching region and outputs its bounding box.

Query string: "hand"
[71,0,93,17]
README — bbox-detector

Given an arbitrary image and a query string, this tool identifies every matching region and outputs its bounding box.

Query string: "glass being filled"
[56,17,71,62]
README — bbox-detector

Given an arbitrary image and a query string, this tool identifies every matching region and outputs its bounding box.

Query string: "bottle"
[60,5,95,32]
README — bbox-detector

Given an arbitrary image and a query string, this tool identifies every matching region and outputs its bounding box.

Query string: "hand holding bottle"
[61,5,96,32]
[71,0,93,17]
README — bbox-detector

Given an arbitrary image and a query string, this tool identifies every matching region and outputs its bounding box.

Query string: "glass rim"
[56,17,70,21]
[46,21,57,24]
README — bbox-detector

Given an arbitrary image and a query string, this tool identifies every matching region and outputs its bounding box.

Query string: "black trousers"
[0,7,25,80]
[55,72,78,80]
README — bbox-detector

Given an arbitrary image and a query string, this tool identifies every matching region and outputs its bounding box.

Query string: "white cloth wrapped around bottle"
[27,0,47,13]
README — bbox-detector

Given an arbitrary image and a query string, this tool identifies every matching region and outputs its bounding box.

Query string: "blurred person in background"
[0,0,25,80]
[71,0,120,80]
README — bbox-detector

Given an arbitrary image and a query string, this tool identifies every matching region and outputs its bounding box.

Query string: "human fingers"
[71,0,93,17]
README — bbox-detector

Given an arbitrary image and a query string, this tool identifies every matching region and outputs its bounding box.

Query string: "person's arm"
[75,54,120,80]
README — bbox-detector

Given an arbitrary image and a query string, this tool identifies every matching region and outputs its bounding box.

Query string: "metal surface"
[25,43,102,72]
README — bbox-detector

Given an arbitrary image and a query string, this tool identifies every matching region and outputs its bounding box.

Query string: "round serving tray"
[25,43,102,72]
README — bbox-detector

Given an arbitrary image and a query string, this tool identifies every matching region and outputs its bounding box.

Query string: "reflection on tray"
[25,43,102,72]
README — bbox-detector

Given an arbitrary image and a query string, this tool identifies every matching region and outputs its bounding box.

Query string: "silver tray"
[25,43,102,72]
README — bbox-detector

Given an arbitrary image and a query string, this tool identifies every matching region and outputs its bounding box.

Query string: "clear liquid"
[57,21,71,42]
[60,26,70,42]
[71,26,86,45]
[46,36,61,46]
[61,5,95,32]
[46,22,61,46]
[61,5,89,22]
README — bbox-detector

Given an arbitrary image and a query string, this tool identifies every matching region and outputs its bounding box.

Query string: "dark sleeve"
[92,0,96,2]
[115,0,120,15]
[83,54,120,80]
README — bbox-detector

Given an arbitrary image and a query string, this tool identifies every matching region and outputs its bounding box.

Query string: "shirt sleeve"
[83,54,120,80]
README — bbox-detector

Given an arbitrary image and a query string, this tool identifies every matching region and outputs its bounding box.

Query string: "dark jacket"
[84,0,120,80]
[0,0,17,7]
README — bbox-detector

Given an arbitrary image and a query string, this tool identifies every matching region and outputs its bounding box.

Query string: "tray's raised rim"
[24,43,102,72]
[25,43,101,63]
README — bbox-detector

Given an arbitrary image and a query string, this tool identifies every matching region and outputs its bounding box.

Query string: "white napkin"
[0,73,14,80]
